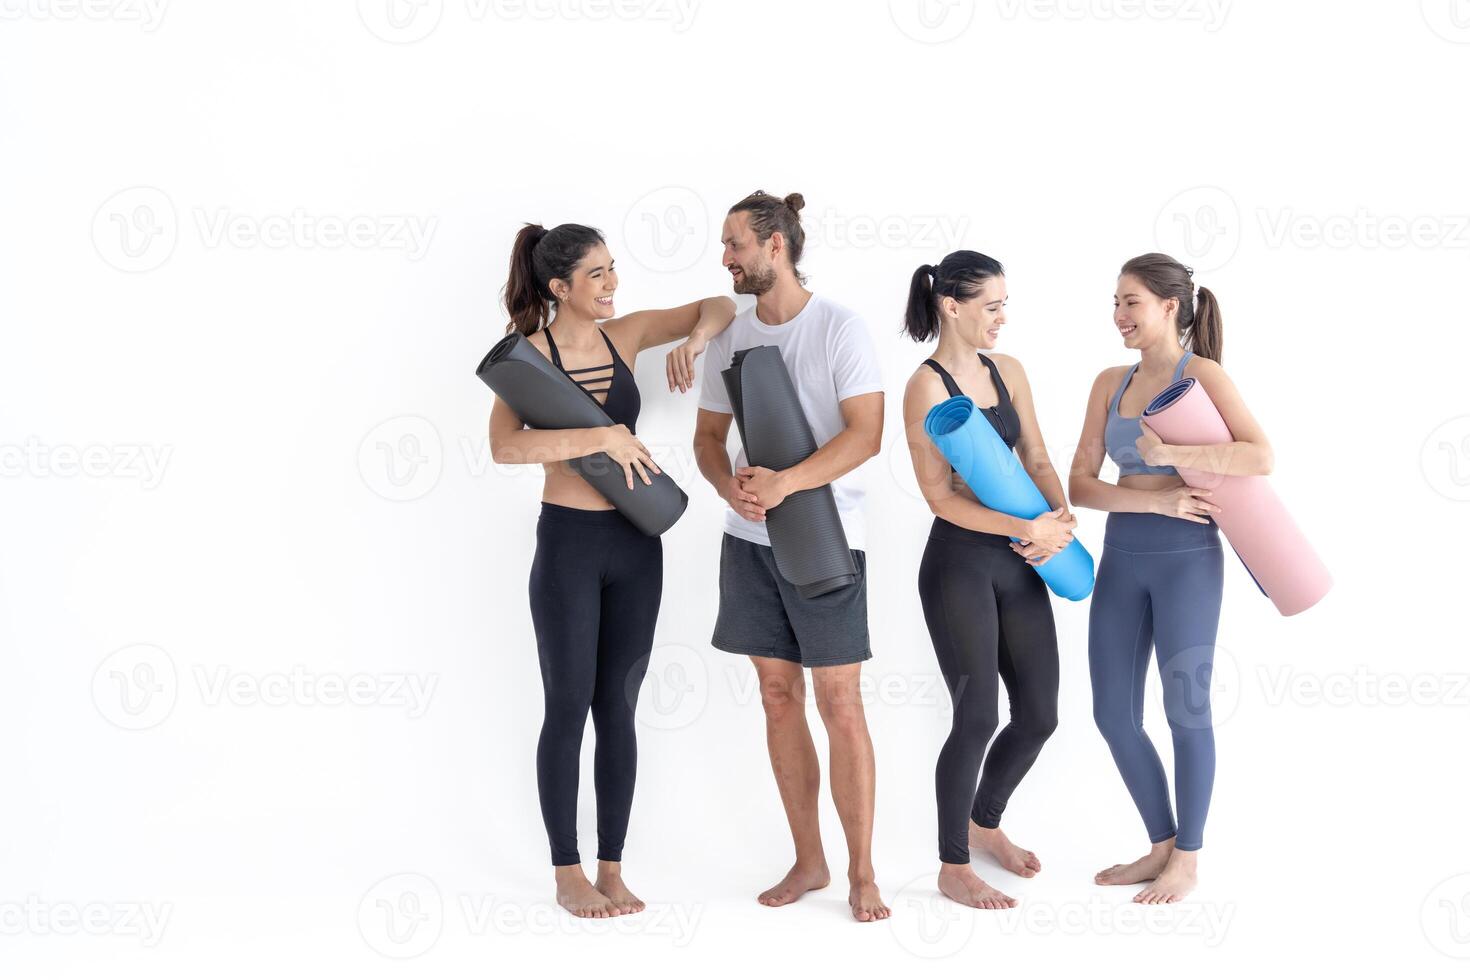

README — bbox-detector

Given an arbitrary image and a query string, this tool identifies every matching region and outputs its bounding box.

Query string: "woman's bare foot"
[595,860,645,915]
[849,877,891,922]
[554,864,621,918]
[757,862,830,907]
[1133,848,1197,904]
[937,862,1017,909]
[1095,838,1175,886]
[969,823,1041,878]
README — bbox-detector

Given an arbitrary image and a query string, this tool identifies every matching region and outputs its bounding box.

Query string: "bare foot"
[595,861,645,915]
[1095,839,1175,886]
[969,823,1041,878]
[757,862,830,907]
[937,862,1016,909]
[849,878,891,922]
[554,865,621,918]
[1133,849,1197,904]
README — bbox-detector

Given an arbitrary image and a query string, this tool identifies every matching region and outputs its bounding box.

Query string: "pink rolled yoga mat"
[1143,377,1331,616]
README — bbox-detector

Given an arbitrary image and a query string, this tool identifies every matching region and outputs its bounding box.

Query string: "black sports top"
[545,327,641,433]
[924,353,1020,461]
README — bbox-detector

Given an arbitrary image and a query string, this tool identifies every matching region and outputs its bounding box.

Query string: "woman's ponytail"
[903,264,940,342]
[1191,285,1223,363]
[503,223,551,335]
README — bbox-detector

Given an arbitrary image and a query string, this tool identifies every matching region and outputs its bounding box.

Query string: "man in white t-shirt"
[693,190,889,922]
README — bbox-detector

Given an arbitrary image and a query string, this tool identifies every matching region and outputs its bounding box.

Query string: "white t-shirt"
[697,293,884,550]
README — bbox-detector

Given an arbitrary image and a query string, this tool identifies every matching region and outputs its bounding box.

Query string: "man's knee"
[812,666,868,736]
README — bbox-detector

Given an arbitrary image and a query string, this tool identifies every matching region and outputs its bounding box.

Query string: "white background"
[3,0,1469,975]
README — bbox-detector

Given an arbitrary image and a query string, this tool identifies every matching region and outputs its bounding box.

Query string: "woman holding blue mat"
[1070,253,1273,904]
[488,222,735,918]
[901,251,1075,909]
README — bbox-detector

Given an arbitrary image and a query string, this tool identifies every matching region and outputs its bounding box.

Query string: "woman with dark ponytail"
[1069,253,1273,903]
[488,222,735,918]
[900,251,1075,909]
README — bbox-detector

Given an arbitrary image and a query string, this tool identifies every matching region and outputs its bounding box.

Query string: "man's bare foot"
[849,878,891,922]
[595,861,645,915]
[757,862,830,907]
[1133,849,1197,904]
[554,865,621,918]
[937,862,1017,909]
[969,823,1041,878]
[1095,839,1175,886]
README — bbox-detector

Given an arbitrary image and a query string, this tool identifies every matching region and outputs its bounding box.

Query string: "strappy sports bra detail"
[544,327,641,432]
[1105,351,1193,478]
[924,353,1020,456]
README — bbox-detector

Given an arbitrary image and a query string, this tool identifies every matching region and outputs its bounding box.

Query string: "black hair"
[902,250,1006,342]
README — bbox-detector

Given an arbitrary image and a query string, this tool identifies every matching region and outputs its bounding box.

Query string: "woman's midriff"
[540,462,617,511]
[1118,473,1187,493]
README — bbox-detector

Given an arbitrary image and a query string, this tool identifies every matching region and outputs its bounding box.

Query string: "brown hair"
[728,190,808,284]
[501,222,605,335]
[1120,252,1223,363]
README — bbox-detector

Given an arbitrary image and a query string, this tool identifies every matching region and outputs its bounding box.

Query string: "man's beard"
[732,262,777,295]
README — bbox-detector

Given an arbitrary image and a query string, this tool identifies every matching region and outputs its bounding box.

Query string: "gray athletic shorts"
[710,532,871,668]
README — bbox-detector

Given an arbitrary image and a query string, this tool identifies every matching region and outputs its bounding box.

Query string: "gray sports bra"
[1104,352,1193,478]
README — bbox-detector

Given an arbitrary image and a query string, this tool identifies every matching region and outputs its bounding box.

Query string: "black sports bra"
[924,353,1020,459]
[544,327,641,432]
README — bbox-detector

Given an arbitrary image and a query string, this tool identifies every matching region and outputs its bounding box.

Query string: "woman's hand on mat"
[1016,508,1075,563]
[666,334,707,393]
[601,424,660,489]
[721,474,767,522]
[1152,485,1219,523]
[1135,421,1171,468]
[1011,540,1056,566]
[736,466,791,510]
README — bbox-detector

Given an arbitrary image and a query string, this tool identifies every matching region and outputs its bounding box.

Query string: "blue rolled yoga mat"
[923,395,1094,600]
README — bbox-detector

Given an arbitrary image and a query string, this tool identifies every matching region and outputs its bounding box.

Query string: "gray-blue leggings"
[1088,512,1223,852]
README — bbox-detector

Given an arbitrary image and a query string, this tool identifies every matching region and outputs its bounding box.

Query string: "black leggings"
[529,502,663,866]
[919,517,1060,865]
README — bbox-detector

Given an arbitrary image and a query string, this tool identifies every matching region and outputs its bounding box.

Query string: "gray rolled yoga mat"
[721,345,858,598]
[475,331,688,536]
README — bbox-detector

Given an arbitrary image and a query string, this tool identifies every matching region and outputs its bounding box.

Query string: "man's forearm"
[778,425,879,495]
[694,431,734,497]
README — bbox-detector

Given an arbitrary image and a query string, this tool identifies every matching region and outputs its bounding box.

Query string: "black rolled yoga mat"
[474,331,688,536]
[721,345,858,598]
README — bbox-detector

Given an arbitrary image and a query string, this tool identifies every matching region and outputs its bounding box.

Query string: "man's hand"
[722,473,767,522]
[736,465,792,510]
